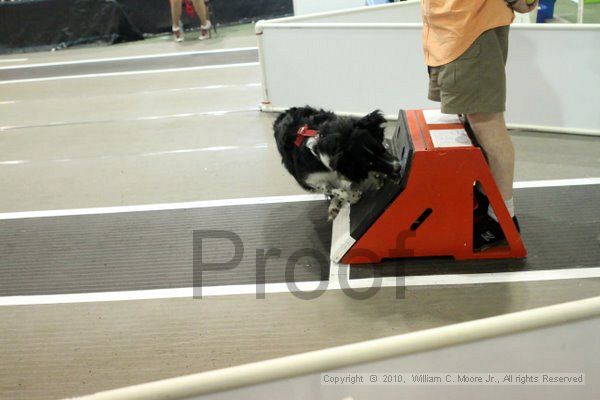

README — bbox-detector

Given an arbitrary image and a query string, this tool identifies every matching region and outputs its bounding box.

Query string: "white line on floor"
[0,62,260,85]
[513,178,600,188]
[0,84,258,109]
[0,108,258,132]
[0,160,28,165]
[139,82,261,95]
[0,141,266,164]
[0,58,28,63]
[2,267,599,306]
[0,47,257,70]
[0,194,327,220]
[328,260,350,282]
[0,177,597,221]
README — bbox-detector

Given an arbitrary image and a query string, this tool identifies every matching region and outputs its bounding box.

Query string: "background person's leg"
[171,0,184,41]
[190,0,212,39]
[190,0,208,25]
[171,0,183,28]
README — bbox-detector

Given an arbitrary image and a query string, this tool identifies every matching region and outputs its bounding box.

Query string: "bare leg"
[170,0,183,28]
[189,0,208,25]
[467,112,514,201]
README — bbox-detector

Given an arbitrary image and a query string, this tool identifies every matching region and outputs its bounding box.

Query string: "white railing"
[70,296,600,399]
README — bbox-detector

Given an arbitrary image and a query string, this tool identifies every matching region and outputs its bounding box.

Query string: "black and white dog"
[273,106,401,221]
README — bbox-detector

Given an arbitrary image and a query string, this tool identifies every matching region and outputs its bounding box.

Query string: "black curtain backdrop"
[0,0,293,54]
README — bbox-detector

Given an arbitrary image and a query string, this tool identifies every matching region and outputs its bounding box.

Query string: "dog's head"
[314,110,401,182]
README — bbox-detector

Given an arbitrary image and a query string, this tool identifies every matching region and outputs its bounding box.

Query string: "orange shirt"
[421,0,515,66]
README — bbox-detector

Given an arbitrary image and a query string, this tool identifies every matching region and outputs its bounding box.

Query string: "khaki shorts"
[428,25,509,115]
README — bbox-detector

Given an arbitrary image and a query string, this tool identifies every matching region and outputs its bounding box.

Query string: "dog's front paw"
[331,189,362,204]
[348,190,362,204]
[327,197,343,222]
[368,171,386,190]
[331,188,345,200]
[328,207,340,222]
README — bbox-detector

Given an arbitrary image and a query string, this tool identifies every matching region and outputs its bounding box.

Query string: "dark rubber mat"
[0,185,597,296]
[0,201,331,296]
[350,184,600,279]
[0,49,258,82]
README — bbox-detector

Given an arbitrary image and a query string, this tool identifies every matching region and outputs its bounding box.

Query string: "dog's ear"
[356,110,386,130]
[356,110,386,142]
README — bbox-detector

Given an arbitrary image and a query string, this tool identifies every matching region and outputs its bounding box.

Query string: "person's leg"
[189,0,207,25]
[171,0,183,41]
[466,26,515,221]
[171,0,183,28]
[190,0,212,39]
[469,111,518,250]
[467,111,514,202]
[435,26,517,249]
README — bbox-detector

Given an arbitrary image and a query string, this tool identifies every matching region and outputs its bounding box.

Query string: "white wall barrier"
[293,0,366,16]
[70,296,600,399]
[288,0,421,23]
[257,7,600,135]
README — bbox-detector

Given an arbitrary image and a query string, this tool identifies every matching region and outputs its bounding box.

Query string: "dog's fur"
[273,106,401,220]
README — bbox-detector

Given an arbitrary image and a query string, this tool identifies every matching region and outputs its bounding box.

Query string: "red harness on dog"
[294,124,319,147]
